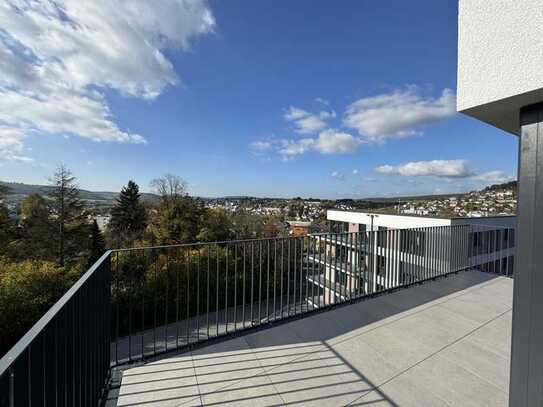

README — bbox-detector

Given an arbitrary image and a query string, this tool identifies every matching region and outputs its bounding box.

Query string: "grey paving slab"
[199,374,283,407]
[265,350,369,406]
[440,336,510,389]
[108,270,513,407]
[404,353,508,407]
[244,322,324,368]
[191,336,265,395]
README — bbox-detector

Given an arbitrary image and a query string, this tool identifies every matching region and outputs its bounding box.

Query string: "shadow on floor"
[105,271,506,407]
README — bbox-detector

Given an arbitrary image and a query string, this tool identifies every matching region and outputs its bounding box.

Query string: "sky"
[0,0,518,198]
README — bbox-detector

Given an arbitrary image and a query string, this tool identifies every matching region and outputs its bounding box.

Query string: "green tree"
[0,259,81,356]
[47,165,84,266]
[16,194,55,261]
[0,184,13,255]
[197,208,234,242]
[88,219,106,267]
[150,174,204,244]
[108,180,147,247]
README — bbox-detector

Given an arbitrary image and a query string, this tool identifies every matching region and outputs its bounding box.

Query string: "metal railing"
[0,224,515,406]
[0,252,111,407]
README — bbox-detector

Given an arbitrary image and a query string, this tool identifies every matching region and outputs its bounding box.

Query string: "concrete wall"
[457,0,543,135]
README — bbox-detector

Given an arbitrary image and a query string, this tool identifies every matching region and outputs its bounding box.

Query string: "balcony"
[107,270,511,407]
[0,225,514,407]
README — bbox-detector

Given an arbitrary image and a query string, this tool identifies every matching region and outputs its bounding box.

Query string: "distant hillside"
[0,181,159,204]
[483,180,517,192]
[360,192,467,203]
[361,180,517,203]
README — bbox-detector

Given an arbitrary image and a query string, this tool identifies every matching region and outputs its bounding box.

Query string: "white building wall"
[327,210,451,229]
[457,0,543,135]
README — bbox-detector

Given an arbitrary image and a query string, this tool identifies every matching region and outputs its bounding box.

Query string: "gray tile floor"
[106,271,512,406]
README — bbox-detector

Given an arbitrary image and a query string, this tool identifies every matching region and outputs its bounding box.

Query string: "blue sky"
[0,0,517,198]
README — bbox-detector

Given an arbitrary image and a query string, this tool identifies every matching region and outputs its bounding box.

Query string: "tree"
[15,194,55,261]
[150,174,203,244]
[108,180,147,247]
[88,219,106,267]
[47,165,83,266]
[150,174,187,200]
[0,184,13,255]
[197,208,234,242]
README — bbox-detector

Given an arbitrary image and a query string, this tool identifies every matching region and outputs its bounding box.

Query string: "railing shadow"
[105,270,502,407]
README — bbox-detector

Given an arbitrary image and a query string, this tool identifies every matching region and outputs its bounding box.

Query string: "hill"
[0,181,159,204]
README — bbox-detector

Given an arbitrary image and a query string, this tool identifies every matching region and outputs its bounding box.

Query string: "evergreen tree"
[87,219,106,267]
[108,180,147,246]
[47,165,83,266]
[16,194,55,261]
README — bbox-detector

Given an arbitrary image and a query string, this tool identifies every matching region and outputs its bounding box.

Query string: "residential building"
[307,210,515,306]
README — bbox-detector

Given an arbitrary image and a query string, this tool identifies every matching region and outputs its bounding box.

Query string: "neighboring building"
[307,210,516,306]
[286,220,312,236]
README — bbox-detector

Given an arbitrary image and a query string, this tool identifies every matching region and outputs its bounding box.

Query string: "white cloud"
[275,130,361,160]
[375,160,515,186]
[352,169,358,175]
[331,171,345,180]
[249,141,272,151]
[471,170,513,184]
[0,0,215,161]
[0,127,33,163]
[344,87,456,142]
[278,138,315,160]
[314,130,361,154]
[315,97,330,106]
[284,106,335,135]
[376,160,473,178]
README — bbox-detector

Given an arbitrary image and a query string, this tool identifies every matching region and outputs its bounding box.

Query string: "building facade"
[307,210,516,306]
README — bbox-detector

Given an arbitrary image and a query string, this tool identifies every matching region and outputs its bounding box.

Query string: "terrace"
[107,270,512,407]
[0,225,514,407]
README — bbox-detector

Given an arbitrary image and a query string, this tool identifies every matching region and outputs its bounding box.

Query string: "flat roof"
[328,209,516,221]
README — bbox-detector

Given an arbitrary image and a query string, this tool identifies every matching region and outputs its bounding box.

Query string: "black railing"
[0,252,111,407]
[0,224,515,406]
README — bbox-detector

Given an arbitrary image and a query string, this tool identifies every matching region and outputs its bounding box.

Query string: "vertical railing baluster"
[153,252,158,355]
[142,249,147,358]
[196,247,200,342]
[129,252,133,361]
[287,239,291,314]
[224,245,228,335]
[266,239,274,321]
[242,242,246,328]
[280,239,284,317]
[293,237,297,314]
[115,252,119,365]
[258,239,270,324]
[175,248,179,350]
[251,241,254,324]
[300,236,307,313]
[216,244,219,336]
[273,240,277,320]
[234,244,238,332]
[186,248,191,344]
[207,245,210,339]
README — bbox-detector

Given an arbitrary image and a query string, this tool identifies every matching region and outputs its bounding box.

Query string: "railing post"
[9,367,14,407]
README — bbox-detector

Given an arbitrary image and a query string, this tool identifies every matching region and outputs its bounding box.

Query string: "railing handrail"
[0,250,112,377]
